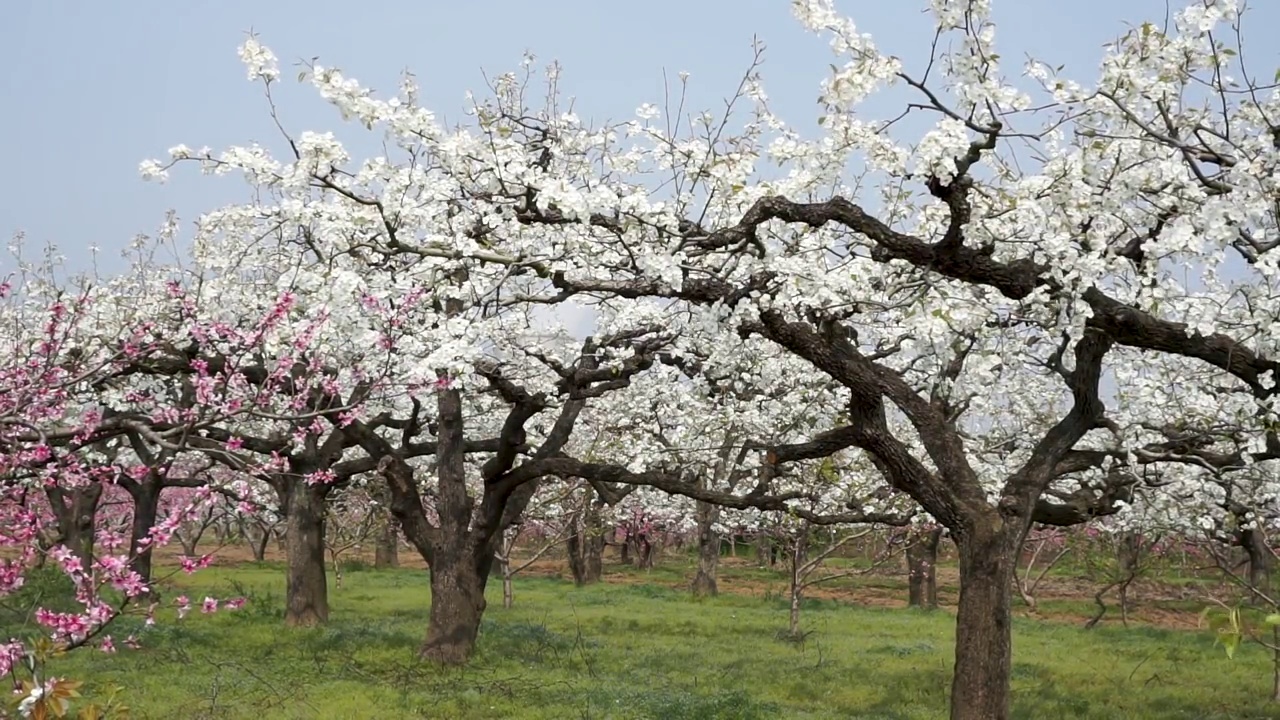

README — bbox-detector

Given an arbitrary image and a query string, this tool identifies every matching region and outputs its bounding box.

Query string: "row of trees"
[4,0,1279,717]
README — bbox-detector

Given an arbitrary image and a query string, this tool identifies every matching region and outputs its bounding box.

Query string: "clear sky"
[3,0,1277,274]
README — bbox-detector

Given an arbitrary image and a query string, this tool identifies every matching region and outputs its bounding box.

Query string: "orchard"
[2,0,1280,717]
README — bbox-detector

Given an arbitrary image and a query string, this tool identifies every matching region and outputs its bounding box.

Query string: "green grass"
[3,563,1278,719]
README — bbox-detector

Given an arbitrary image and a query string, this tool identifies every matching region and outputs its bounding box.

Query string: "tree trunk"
[949,529,1020,720]
[47,485,102,568]
[907,528,942,610]
[374,521,399,569]
[1243,529,1272,595]
[63,518,96,570]
[500,556,514,610]
[619,529,631,565]
[585,517,604,582]
[788,586,802,636]
[567,496,605,585]
[691,500,720,597]
[283,484,329,627]
[422,549,491,664]
[178,532,199,558]
[1272,625,1280,703]
[635,536,654,569]
[126,485,161,593]
[787,530,809,637]
[1117,531,1142,613]
[249,525,271,562]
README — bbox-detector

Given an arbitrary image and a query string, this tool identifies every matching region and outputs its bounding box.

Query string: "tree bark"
[46,484,103,568]
[1116,531,1143,614]
[585,514,604,582]
[422,548,491,664]
[282,484,330,627]
[907,527,942,610]
[949,529,1020,720]
[619,528,631,565]
[567,493,604,585]
[126,485,161,590]
[248,524,272,562]
[178,531,200,558]
[374,521,399,569]
[1243,528,1272,595]
[691,500,720,597]
[787,529,810,637]
[634,535,655,569]
[499,550,514,610]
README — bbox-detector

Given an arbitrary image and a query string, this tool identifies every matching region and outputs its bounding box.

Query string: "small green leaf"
[1221,633,1240,659]
[1264,613,1280,626]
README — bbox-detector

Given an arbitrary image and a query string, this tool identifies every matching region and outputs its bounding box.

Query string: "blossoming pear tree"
[146,44,930,668]
[538,3,1280,716]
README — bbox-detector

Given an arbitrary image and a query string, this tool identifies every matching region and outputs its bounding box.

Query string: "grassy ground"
[3,556,1279,719]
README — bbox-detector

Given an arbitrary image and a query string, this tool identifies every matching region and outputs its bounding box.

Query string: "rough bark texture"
[422,549,492,664]
[374,521,400,569]
[126,485,161,591]
[283,484,330,627]
[46,484,103,568]
[619,529,631,565]
[691,500,721,597]
[1243,529,1272,595]
[950,530,1020,720]
[566,493,604,585]
[906,527,942,610]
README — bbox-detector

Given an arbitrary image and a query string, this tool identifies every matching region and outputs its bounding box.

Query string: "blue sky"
[3,0,1277,274]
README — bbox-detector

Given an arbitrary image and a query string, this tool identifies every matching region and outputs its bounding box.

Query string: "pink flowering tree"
[0,260,258,713]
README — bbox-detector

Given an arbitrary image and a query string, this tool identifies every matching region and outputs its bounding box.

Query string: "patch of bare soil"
[188,542,1212,631]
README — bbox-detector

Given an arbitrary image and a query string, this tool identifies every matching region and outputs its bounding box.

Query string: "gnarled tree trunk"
[46,484,103,568]
[567,492,604,585]
[907,527,942,610]
[374,521,399,569]
[125,484,162,591]
[691,500,721,597]
[949,527,1021,720]
[282,483,330,626]
[422,542,492,664]
[1243,528,1272,596]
